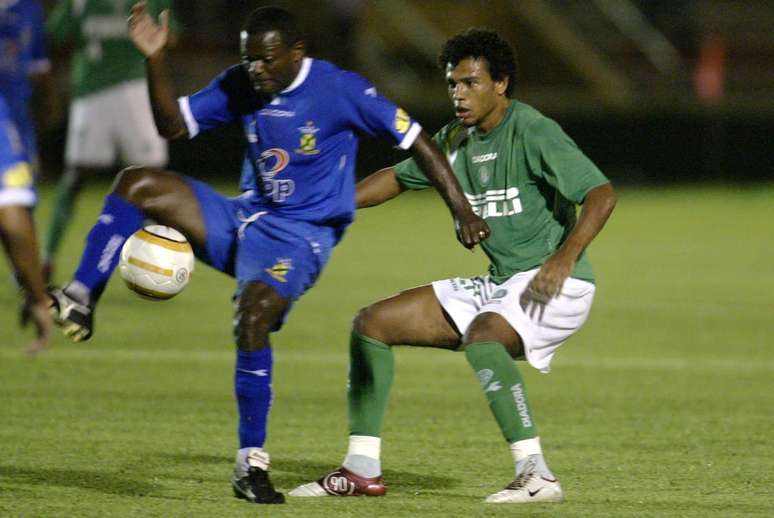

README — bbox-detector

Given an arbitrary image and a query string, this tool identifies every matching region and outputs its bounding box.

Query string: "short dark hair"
[244,6,303,46]
[439,29,517,97]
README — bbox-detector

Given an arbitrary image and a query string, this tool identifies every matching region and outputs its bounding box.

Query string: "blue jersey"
[178,58,421,230]
[0,0,49,107]
[0,94,35,207]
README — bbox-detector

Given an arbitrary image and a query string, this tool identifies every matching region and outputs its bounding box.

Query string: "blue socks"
[70,193,144,303]
[235,348,273,448]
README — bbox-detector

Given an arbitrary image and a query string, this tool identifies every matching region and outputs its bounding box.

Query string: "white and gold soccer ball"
[119,225,194,300]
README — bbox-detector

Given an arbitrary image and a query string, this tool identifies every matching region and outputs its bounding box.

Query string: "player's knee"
[113,166,160,206]
[353,304,391,344]
[462,313,524,358]
[234,309,273,352]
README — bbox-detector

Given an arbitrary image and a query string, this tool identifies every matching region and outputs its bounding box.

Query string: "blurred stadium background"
[2,2,772,515]
[40,0,774,186]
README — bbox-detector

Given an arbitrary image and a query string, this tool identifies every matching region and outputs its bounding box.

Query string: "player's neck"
[476,99,510,135]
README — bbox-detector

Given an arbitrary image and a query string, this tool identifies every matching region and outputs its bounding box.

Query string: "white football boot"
[485,470,563,504]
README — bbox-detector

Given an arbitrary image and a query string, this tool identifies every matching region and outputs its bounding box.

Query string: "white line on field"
[1,348,773,373]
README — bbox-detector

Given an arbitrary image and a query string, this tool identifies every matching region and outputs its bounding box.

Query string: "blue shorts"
[187,178,338,306]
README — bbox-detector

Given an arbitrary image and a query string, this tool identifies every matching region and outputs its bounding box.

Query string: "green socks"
[348,331,394,437]
[464,341,537,443]
[346,335,536,445]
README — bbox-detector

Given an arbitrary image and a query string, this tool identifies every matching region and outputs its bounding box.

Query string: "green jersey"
[395,101,609,283]
[47,0,177,98]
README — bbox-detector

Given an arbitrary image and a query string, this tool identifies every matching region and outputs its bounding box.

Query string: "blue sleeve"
[30,4,48,63]
[178,65,261,138]
[27,3,51,74]
[0,100,28,167]
[336,72,421,150]
[0,100,34,202]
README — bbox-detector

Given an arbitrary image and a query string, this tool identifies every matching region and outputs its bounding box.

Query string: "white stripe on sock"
[347,435,381,460]
[510,436,542,462]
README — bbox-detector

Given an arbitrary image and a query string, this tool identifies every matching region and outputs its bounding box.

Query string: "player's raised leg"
[230,281,287,504]
[460,313,562,504]
[49,166,206,341]
[290,285,460,497]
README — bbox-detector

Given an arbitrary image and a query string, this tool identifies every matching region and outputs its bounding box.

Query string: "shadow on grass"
[0,465,164,497]
[148,453,460,493]
[154,452,231,465]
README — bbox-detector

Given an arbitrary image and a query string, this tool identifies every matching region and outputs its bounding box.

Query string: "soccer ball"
[119,225,194,300]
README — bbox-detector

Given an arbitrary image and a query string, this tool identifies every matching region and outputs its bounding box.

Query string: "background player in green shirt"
[291,29,616,503]
[42,0,177,281]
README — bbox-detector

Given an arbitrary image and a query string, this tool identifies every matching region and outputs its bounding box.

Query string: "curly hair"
[244,6,303,46]
[438,29,517,97]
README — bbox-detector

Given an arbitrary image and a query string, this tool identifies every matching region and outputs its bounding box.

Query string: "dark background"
[43,0,774,186]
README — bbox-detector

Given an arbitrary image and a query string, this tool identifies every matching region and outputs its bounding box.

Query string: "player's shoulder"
[310,59,372,90]
[436,119,473,153]
[511,101,563,137]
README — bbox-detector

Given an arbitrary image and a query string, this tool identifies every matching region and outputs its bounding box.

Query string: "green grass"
[1,182,773,517]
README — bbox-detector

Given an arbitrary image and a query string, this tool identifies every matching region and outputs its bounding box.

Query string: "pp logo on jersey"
[394,108,410,134]
[296,121,320,155]
[1,162,33,188]
[259,148,290,178]
[265,258,293,283]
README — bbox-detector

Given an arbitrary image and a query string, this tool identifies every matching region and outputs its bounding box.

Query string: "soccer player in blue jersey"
[0,94,53,354]
[0,0,52,174]
[48,2,489,504]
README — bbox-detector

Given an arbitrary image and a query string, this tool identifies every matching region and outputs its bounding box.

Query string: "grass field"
[1,182,773,517]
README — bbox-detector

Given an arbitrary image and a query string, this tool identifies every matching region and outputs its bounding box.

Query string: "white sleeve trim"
[397,122,422,150]
[178,96,199,139]
[0,188,36,208]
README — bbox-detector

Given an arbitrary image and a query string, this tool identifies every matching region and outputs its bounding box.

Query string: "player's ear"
[290,40,305,63]
[495,76,508,96]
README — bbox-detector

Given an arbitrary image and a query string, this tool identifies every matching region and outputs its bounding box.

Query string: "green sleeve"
[525,117,609,203]
[393,156,431,191]
[46,0,75,45]
[393,129,450,191]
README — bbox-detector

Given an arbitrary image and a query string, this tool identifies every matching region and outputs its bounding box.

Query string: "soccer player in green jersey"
[291,29,617,503]
[42,0,178,281]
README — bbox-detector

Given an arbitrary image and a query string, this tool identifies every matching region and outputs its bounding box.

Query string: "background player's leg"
[231,280,287,504]
[462,313,561,503]
[43,165,108,283]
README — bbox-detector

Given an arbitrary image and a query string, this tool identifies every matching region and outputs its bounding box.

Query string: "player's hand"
[23,300,54,355]
[128,1,169,58]
[455,211,490,250]
[519,252,575,320]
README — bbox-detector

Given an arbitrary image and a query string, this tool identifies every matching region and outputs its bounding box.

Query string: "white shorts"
[433,269,596,373]
[65,79,167,168]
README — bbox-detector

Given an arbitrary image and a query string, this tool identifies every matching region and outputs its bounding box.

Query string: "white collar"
[280,57,313,94]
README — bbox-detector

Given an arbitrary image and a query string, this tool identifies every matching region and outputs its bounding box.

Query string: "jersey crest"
[296,121,320,155]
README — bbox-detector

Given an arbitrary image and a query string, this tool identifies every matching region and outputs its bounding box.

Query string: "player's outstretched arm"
[523,182,617,309]
[409,131,490,249]
[356,167,405,208]
[128,2,187,139]
[0,206,53,354]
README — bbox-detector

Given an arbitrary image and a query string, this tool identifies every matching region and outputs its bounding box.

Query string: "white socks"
[342,435,381,478]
